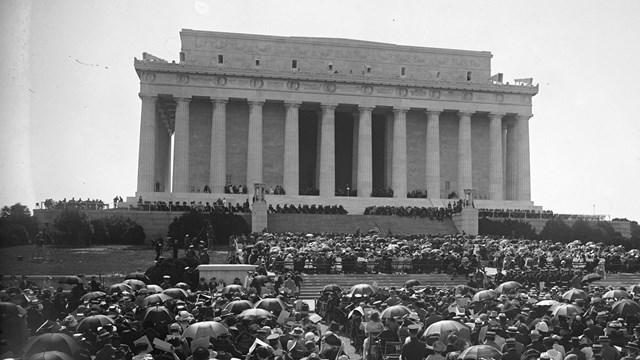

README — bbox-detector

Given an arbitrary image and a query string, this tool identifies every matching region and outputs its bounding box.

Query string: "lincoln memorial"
[130,29,539,212]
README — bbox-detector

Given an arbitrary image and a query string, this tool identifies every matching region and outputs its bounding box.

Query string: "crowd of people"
[478,209,607,222]
[133,198,252,214]
[268,204,348,215]
[40,198,108,210]
[363,202,463,221]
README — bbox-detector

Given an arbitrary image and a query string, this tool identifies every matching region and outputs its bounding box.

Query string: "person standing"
[401,325,428,360]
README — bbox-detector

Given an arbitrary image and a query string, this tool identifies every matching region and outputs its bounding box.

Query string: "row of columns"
[137,95,532,201]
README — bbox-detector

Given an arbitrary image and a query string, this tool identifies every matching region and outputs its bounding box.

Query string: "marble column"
[457,111,473,197]
[209,99,227,193]
[502,124,508,199]
[137,94,157,193]
[489,113,505,200]
[283,102,301,196]
[247,100,264,193]
[319,104,336,197]
[351,112,359,191]
[506,122,518,200]
[385,113,394,188]
[426,109,442,199]
[172,97,191,193]
[357,107,373,197]
[516,114,532,201]
[392,108,408,198]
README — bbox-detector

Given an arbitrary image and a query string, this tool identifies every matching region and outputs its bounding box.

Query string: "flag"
[514,78,533,85]
[490,73,503,83]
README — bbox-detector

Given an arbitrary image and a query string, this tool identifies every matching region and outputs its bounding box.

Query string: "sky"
[1,0,639,221]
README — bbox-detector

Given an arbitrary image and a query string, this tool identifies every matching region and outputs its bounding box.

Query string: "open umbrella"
[403,279,422,288]
[125,272,151,284]
[472,290,498,302]
[146,284,163,294]
[163,288,188,300]
[237,308,275,321]
[458,345,502,360]
[122,279,147,291]
[57,276,82,285]
[562,288,588,301]
[0,301,27,317]
[80,291,106,302]
[107,283,132,295]
[380,305,411,319]
[76,315,115,332]
[321,284,342,293]
[182,321,229,339]
[224,300,254,314]
[143,305,173,323]
[603,290,630,300]
[221,284,245,295]
[630,284,640,294]
[175,282,190,290]
[26,351,74,360]
[142,293,173,307]
[254,298,287,315]
[495,281,522,294]
[422,320,469,339]
[24,333,81,357]
[582,273,602,283]
[348,283,377,297]
[611,299,640,316]
[535,300,560,308]
[552,304,583,317]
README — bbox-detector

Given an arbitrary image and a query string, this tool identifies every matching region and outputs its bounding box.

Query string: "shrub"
[539,219,573,242]
[54,208,93,246]
[0,203,39,247]
[479,217,537,239]
[168,210,249,247]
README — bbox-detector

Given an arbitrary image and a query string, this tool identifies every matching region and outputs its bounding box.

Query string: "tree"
[479,218,536,239]
[571,220,594,242]
[104,215,145,245]
[54,208,93,246]
[539,219,573,242]
[168,210,249,247]
[0,203,39,247]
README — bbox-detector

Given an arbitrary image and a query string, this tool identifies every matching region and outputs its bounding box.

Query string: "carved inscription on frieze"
[141,72,156,82]
[216,77,227,86]
[177,74,190,84]
[287,80,300,90]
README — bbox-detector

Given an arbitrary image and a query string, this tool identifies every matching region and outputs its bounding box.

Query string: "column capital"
[247,99,265,106]
[320,103,338,111]
[516,114,533,120]
[425,109,443,116]
[211,98,228,105]
[138,93,156,101]
[284,101,302,108]
[358,106,374,113]
[392,107,409,115]
[458,111,474,118]
[489,112,506,119]
[174,96,191,104]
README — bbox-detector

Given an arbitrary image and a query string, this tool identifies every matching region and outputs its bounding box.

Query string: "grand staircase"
[297,272,640,299]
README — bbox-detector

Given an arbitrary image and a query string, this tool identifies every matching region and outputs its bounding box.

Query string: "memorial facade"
[133,29,538,209]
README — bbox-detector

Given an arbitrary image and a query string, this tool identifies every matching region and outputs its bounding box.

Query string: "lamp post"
[346,185,350,197]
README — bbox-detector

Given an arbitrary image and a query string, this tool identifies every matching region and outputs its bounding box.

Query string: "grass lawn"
[0,245,228,283]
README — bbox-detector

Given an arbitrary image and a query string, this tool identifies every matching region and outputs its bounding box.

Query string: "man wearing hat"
[565,337,587,360]
[597,335,621,360]
[401,324,428,360]
[484,331,500,351]
[501,338,520,360]
[319,333,343,360]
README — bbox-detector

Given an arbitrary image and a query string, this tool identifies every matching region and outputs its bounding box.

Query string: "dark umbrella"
[252,275,271,285]
[582,273,602,283]
[163,288,188,300]
[0,301,27,317]
[76,315,115,332]
[141,293,173,307]
[254,298,287,315]
[458,345,502,360]
[603,290,630,300]
[348,283,377,297]
[403,279,422,288]
[107,283,132,295]
[24,333,81,357]
[562,288,588,301]
[142,306,173,323]
[321,284,342,293]
[380,305,411,319]
[237,308,276,321]
[80,291,106,302]
[471,290,498,302]
[495,281,522,294]
[611,299,640,316]
[552,304,583,317]
[221,285,245,295]
[146,284,163,294]
[57,276,82,285]
[125,272,151,284]
[26,351,74,360]
[224,300,254,314]
[175,282,190,290]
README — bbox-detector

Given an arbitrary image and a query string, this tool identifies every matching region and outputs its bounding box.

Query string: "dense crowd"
[268,204,348,215]
[363,201,463,221]
[133,198,252,214]
[41,198,108,210]
[478,209,607,222]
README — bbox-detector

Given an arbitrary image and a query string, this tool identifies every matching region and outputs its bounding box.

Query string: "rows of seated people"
[363,200,464,220]
[134,198,251,213]
[478,208,607,221]
[268,204,348,215]
[41,198,106,210]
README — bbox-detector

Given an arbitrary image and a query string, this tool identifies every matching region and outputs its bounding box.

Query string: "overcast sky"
[1,0,639,221]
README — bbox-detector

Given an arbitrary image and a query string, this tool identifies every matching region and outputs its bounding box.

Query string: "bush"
[479,217,537,239]
[168,210,249,247]
[54,208,93,246]
[539,219,573,242]
[104,215,145,245]
[0,203,39,247]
